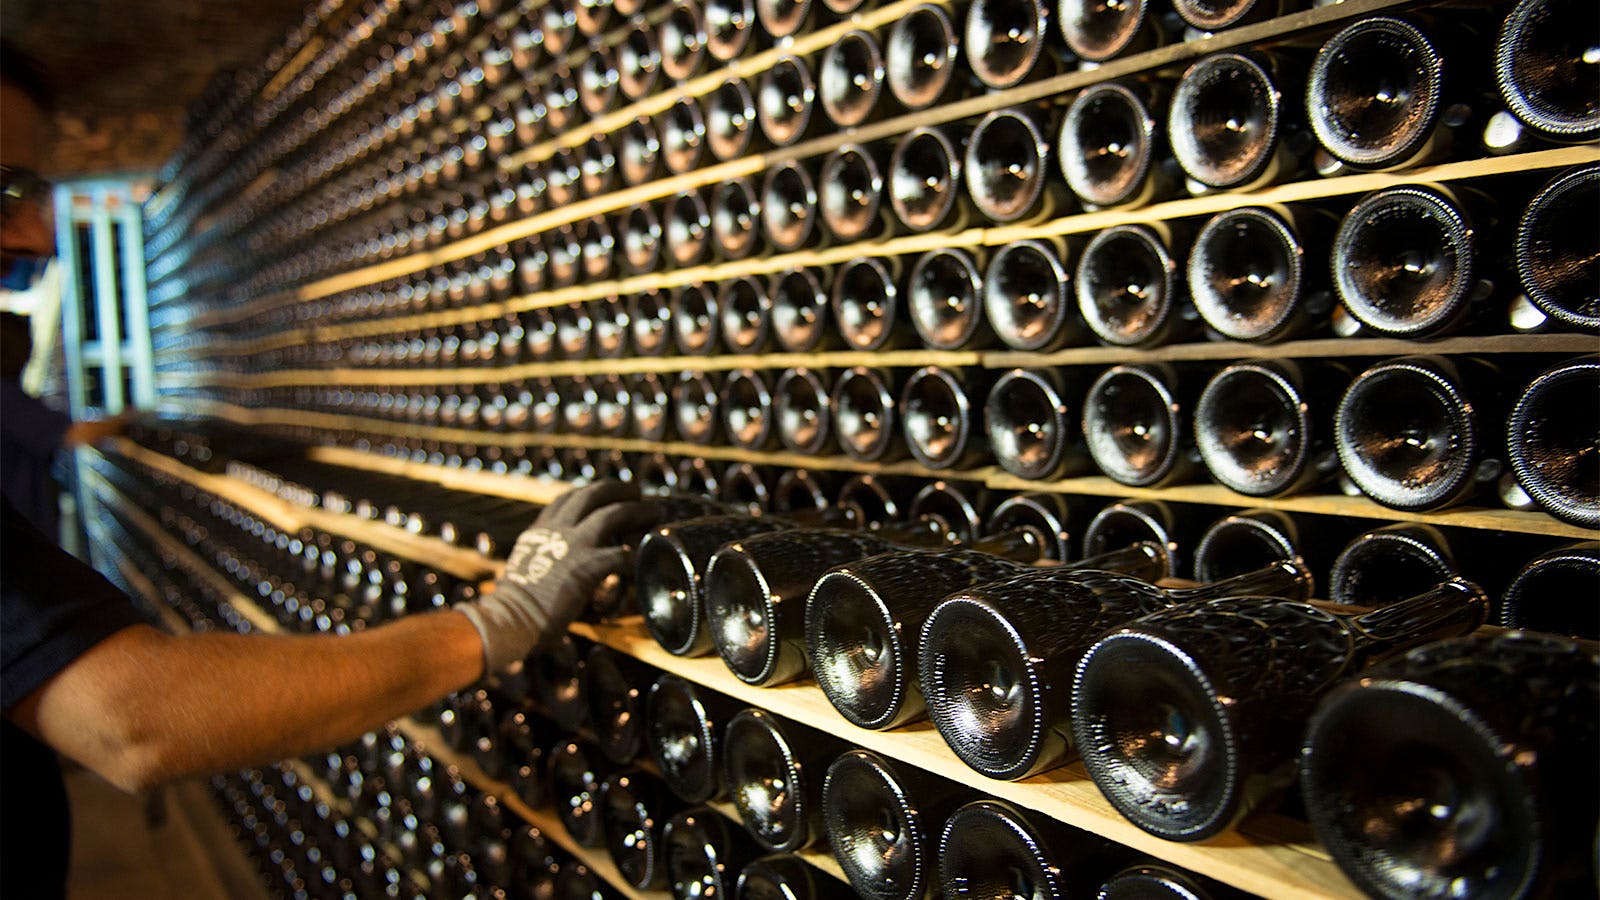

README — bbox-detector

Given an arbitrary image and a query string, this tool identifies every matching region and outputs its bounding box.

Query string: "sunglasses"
[0,165,52,212]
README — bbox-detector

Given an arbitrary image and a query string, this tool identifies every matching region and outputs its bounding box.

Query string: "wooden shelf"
[983,332,1600,368]
[569,617,1357,900]
[100,438,500,581]
[183,0,1474,330]
[160,400,1595,539]
[178,145,1598,352]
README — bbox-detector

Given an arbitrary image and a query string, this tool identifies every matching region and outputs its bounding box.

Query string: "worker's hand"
[457,480,664,674]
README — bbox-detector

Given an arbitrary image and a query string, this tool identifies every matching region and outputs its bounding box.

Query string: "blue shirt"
[0,378,70,535]
[2,496,143,898]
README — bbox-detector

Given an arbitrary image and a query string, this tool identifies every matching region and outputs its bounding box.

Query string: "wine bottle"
[1060,0,1173,62]
[938,800,1127,900]
[1332,184,1496,338]
[706,0,760,61]
[711,177,764,261]
[1494,0,1600,144]
[1500,541,1600,640]
[553,301,593,361]
[964,0,1069,90]
[819,30,888,128]
[548,738,613,847]
[560,376,601,435]
[577,42,621,116]
[737,854,819,900]
[832,257,907,352]
[1081,499,1197,578]
[774,367,833,455]
[986,491,1074,563]
[677,457,722,498]
[886,4,968,110]
[1306,16,1477,174]
[1194,359,1346,498]
[620,203,664,276]
[554,860,608,898]
[1097,861,1242,900]
[598,769,678,890]
[756,0,825,38]
[720,369,777,452]
[722,708,842,853]
[635,453,681,495]
[1076,223,1195,347]
[984,367,1092,480]
[1058,81,1176,209]
[720,463,773,516]
[769,267,839,352]
[1331,524,1460,608]
[636,515,797,657]
[628,290,673,357]
[1506,358,1599,527]
[823,749,968,900]
[586,646,653,765]
[820,143,893,243]
[644,674,736,804]
[704,527,938,685]
[1192,508,1317,588]
[1083,363,1203,488]
[907,247,993,350]
[664,806,764,897]
[900,366,990,470]
[618,115,664,186]
[1187,204,1333,343]
[1168,51,1305,193]
[985,238,1083,351]
[661,96,710,179]
[832,366,904,462]
[1170,0,1289,32]
[671,283,720,356]
[625,373,670,442]
[707,76,760,162]
[808,541,1167,731]
[921,558,1312,780]
[618,16,662,100]
[1075,580,1487,840]
[1300,632,1599,899]
[1336,355,1502,512]
[773,469,833,516]
[1516,165,1600,332]
[757,56,822,146]
[662,0,713,82]
[889,126,976,235]
[760,160,821,253]
[966,107,1071,224]
[663,188,714,267]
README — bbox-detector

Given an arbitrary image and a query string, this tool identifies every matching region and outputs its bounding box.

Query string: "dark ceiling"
[3,0,309,177]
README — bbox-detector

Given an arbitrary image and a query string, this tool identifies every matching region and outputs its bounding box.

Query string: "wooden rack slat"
[157,400,1598,539]
[185,0,1445,330]
[101,438,500,581]
[176,145,1597,350]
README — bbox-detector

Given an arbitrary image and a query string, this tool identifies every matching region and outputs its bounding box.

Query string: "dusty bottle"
[1506,358,1599,528]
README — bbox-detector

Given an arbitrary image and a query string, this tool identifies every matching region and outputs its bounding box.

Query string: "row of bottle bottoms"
[110,431,1600,643]
[156,0,1598,315]
[225,352,1599,526]
[168,162,1598,355]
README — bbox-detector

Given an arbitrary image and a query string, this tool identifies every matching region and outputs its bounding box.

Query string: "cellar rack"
[84,455,854,899]
[87,439,1369,899]
[146,401,1600,541]
[167,0,1455,335]
[163,145,1599,358]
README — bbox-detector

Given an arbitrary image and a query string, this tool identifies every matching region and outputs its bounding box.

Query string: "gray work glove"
[458,480,664,674]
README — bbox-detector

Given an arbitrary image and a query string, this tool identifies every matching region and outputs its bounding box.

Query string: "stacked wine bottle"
[129,0,1600,896]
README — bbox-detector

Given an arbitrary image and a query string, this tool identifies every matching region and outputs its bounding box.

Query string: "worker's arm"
[3,479,661,793]
[6,611,482,793]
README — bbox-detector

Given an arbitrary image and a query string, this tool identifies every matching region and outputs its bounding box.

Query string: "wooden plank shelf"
[101,438,500,581]
[180,144,1597,345]
[160,400,1597,539]
[184,0,1464,329]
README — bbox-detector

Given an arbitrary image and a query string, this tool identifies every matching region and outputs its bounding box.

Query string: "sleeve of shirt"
[0,380,71,459]
[1,498,144,711]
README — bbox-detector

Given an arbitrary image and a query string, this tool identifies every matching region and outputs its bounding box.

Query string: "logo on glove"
[507,527,570,584]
